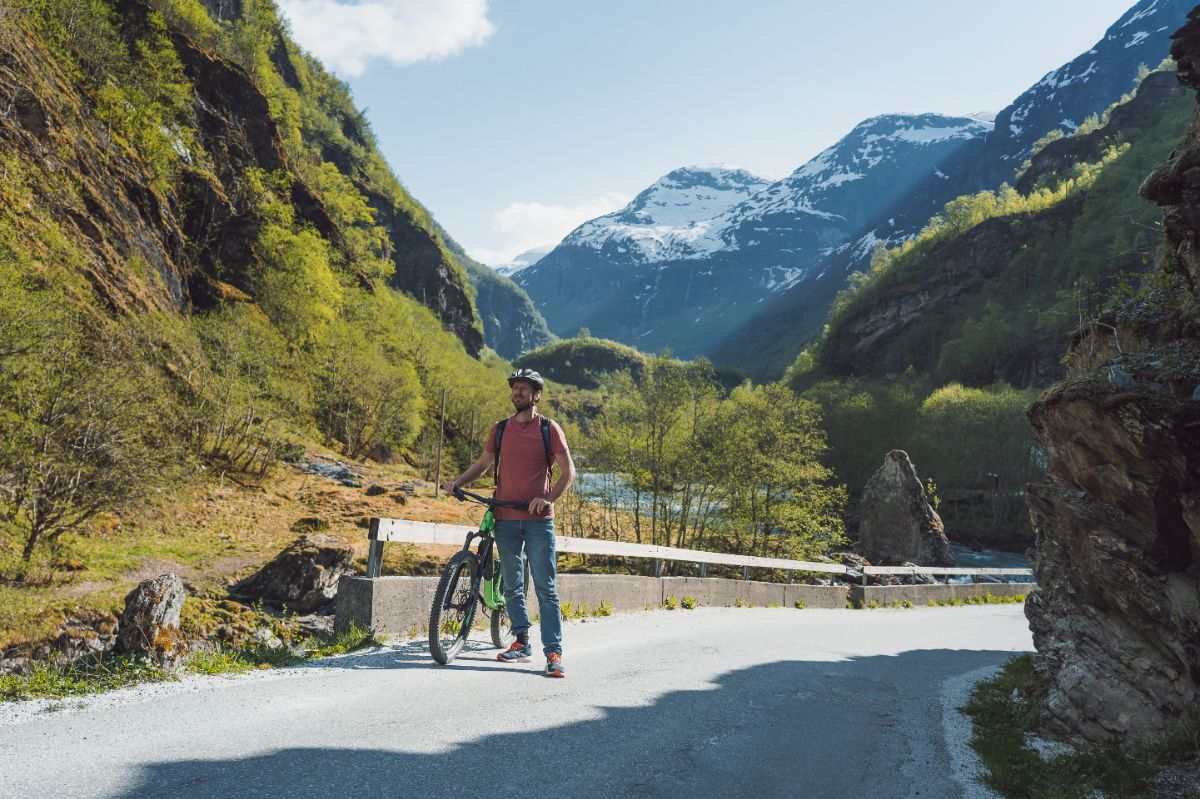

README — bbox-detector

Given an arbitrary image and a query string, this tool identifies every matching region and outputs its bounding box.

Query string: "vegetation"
[814,67,1191,387]
[0,622,375,702]
[796,373,1041,547]
[515,335,649,390]
[965,655,1200,798]
[563,355,846,563]
[0,0,520,581]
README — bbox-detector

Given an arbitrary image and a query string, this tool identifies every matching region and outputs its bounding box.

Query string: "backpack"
[494,416,553,488]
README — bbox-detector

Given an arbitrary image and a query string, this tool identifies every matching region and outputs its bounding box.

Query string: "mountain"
[811,66,1191,388]
[517,119,988,355]
[715,0,1194,378]
[441,235,554,359]
[494,245,554,278]
[556,165,775,266]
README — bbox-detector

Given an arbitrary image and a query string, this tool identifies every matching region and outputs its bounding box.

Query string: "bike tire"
[489,556,531,649]
[429,550,479,665]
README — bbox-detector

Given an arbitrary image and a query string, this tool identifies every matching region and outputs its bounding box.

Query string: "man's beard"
[512,397,532,411]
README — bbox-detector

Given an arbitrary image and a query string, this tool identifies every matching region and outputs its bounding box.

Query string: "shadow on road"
[294,637,545,676]
[111,648,1015,799]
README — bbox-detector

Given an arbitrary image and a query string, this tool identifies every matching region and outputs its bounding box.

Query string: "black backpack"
[494,416,553,487]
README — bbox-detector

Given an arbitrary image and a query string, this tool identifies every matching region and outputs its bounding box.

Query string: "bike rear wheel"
[429,550,479,664]
[489,555,530,649]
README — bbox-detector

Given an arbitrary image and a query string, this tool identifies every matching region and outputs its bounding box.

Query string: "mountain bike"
[428,488,529,665]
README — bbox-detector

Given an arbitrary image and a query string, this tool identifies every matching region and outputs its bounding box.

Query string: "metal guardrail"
[366,518,1035,584]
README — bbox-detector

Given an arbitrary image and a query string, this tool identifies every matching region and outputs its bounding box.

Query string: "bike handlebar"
[452,487,529,510]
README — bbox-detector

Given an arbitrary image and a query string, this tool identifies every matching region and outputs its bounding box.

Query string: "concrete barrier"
[336,573,851,636]
[850,582,1031,607]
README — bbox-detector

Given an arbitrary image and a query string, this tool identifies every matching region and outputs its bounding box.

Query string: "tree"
[0,277,171,569]
[713,384,845,560]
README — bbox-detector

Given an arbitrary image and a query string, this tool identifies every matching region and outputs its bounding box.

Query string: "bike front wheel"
[429,550,479,665]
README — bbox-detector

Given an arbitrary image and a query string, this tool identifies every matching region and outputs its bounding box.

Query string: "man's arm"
[529,449,577,515]
[440,449,495,495]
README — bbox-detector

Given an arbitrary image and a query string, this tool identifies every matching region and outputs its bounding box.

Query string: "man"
[441,368,576,677]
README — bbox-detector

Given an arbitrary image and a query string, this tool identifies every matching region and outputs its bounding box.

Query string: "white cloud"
[277,0,495,77]
[468,193,630,266]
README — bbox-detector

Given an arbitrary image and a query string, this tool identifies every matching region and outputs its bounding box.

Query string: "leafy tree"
[0,272,172,569]
[188,305,308,473]
[710,384,845,560]
[315,319,424,460]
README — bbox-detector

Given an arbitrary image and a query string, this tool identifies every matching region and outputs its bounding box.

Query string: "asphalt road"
[0,605,1033,798]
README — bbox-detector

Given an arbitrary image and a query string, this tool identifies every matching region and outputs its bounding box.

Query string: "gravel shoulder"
[0,605,1033,798]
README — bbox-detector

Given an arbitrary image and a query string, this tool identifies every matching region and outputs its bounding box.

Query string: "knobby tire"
[429,550,479,665]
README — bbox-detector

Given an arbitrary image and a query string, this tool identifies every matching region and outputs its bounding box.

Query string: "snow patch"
[1125,31,1150,48]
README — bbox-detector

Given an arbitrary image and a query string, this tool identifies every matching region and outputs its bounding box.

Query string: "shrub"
[595,600,613,617]
[681,596,697,610]
[793,599,807,609]
[663,595,679,611]
[0,272,175,569]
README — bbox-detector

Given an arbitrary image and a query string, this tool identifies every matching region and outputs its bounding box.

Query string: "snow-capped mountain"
[517,116,987,355]
[562,165,774,263]
[711,0,1193,377]
[493,245,554,278]
[517,0,1190,367]
[993,0,1186,167]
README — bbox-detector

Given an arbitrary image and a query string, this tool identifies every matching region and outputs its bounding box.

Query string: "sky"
[277,0,1142,266]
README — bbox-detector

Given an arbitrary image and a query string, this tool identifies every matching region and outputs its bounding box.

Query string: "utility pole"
[434,388,447,497]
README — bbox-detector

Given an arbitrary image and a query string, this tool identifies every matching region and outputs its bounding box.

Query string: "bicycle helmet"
[507,368,545,390]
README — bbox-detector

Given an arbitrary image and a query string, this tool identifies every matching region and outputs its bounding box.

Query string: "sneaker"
[545,652,565,678]
[497,641,532,662]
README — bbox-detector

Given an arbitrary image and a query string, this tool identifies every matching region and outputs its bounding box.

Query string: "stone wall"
[335,574,1028,638]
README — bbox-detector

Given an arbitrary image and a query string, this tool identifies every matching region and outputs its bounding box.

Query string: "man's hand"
[528,497,552,515]
[441,481,459,496]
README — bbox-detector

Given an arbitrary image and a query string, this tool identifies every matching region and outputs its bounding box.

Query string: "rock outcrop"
[232,534,355,612]
[115,574,189,669]
[857,450,955,567]
[1024,9,1200,744]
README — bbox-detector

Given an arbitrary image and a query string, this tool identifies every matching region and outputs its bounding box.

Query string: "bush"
[0,271,175,569]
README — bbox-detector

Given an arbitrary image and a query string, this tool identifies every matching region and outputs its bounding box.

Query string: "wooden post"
[434,388,447,497]
[742,565,749,581]
[699,563,708,578]
[366,519,384,578]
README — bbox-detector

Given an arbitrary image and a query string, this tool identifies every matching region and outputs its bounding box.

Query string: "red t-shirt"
[485,414,569,521]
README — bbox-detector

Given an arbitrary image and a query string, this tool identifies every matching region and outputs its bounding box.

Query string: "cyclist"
[441,368,576,677]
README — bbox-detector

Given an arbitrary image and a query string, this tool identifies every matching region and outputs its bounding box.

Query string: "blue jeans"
[495,518,562,656]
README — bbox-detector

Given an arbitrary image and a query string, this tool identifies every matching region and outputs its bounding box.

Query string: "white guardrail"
[365,518,1034,584]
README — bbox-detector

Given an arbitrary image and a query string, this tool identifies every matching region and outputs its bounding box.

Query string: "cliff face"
[1024,11,1200,744]
[815,68,1191,389]
[0,0,483,353]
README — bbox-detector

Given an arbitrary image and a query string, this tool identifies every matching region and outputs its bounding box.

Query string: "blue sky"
[278,0,1141,264]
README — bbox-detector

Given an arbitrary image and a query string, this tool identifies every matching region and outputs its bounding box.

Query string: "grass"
[663,595,679,611]
[681,596,697,609]
[964,655,1200,798]
[0,623,375,703]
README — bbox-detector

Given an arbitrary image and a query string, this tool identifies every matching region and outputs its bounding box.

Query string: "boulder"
[115,574,188,669]
[232,534,355,613]
[857,450,955,567]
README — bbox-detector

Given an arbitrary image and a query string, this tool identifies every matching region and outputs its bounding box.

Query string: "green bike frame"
[477,509,505,610]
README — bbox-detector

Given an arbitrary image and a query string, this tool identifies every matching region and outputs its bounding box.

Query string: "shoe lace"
[548,653,562,665]
[507,641,526,652]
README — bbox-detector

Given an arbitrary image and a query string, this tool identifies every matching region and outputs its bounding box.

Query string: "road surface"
[0,605,1032,798]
